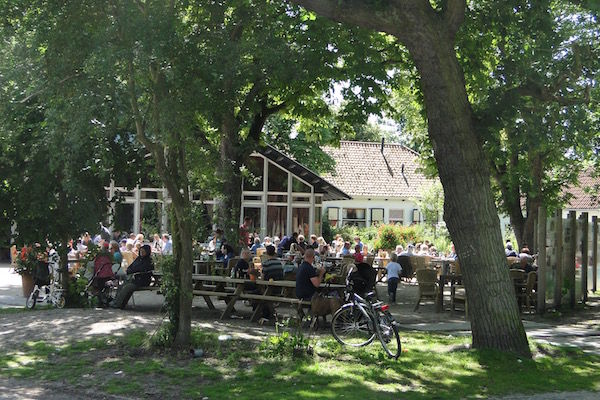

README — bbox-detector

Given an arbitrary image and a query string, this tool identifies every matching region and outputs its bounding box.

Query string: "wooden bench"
[190,274,345,322]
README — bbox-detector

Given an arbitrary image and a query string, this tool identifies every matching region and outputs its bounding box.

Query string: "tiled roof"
[565,168,600,210]
[321,141,434,199]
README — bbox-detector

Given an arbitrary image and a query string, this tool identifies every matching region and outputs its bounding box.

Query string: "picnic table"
[190,274,346,321]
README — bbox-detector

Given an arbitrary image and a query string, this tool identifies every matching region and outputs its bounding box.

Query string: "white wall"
[562,209,600,220]
[323,197,421,227]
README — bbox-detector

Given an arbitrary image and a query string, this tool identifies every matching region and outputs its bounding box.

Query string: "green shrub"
[260,331,311,359]
[373,224,425,251]
[374,225,399,250]
[65,275,97,308]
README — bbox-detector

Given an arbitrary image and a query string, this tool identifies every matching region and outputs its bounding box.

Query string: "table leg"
[436,275,446,313]
[196,281,215,310]
[220,283,243,319]
[250,286,272,322]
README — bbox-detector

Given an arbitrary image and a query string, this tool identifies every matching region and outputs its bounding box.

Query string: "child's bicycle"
[331,265,401,359]
[26,249,66,309]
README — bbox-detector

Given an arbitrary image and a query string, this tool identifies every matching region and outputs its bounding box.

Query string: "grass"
[1,329,599,399]
[0,305,53,315]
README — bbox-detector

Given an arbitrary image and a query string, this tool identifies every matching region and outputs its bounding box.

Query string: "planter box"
[21,273,35,298]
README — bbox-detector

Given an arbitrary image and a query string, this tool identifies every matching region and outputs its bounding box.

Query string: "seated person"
[505,242,517,257]
[517,254,536,274]
[261,245,284,281]
[111,245,154,309]
[296,235,307,254]
[250,237,263,254]
[232,249,254,278]
[399,244,415,256]
[277,232,298,257]
[353,244,364,263]
[339,241,352,256]
[93,243,115,306]
[394,245,404,257]
[221,244,236,267]
[295,248,325,301]
[354,236,364,253]
[309,234,319,249]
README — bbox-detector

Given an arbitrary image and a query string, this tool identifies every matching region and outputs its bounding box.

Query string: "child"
[386,253,402,303]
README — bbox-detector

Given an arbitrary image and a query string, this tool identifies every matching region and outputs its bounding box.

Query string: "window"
[389,209,404,225]
[371,208,384,225]
[412,209,421,224]
[267,194,287,203]
[327,207,339,227]
[314,206,322,236]
[292,207,310,237]
[243,156,264,191]
[268,163,288,192]
[343,208,366,228]
[267,206,287,239]
[292,177,311,193]
[292,195,310,203]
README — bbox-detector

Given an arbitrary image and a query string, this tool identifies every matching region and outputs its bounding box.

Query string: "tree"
[459,1,600,249]
[183,1,400,246]
[0,17,132,285]
[418,181,445,238]
[289,0,531,355]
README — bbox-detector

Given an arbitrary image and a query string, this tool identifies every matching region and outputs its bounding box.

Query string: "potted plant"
[14,246,41,298]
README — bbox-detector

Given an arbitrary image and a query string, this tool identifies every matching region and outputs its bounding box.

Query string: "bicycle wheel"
[56,295,66,309]
[26,289,38,310]
[376,311,401,359]
[331,304,376,347]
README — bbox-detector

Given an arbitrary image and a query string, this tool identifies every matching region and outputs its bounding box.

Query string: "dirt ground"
[1,263,599,399]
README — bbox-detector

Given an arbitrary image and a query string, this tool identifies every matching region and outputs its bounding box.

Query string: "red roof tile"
[565,168,600,210]
[321,141,434,199]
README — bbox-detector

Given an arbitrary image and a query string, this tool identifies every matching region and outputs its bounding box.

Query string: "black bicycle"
[331,267,401,359]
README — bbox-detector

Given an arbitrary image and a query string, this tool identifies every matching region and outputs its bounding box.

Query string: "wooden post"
[533,216,538,253]
[537,206,546,314]
[593,216,598,293]
[554,209,563,309]
[568,211,577,309]
[581,212,588,303]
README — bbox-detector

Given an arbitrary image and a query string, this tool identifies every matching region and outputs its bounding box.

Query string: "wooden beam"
[554,209,563,309]
[581,212,589,303]
[568,210,577,309]
[593,216,598,293]
[537,206,546,314]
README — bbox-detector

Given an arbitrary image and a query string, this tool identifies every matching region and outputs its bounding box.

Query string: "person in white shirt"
[161,234,173,255]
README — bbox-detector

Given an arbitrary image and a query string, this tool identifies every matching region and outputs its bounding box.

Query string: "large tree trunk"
[405,32,530,356]
[171,199,193,349]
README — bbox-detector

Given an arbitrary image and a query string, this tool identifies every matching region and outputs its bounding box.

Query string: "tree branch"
[442,0,466,39]
[288,0,420,41]
[18,74,78,103]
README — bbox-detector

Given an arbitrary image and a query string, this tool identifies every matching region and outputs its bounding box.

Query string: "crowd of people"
[505,240,537,273]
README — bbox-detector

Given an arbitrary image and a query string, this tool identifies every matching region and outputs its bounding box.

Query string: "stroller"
[26,249,66,309]
[347,262,378,298]
[82,253,119,307]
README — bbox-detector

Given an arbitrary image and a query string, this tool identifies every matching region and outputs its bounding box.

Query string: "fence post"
[593,216,598,294]
[554,209,563,309]
[581,212,589,303]
[568,211,577,309]
[537,206,546,313]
